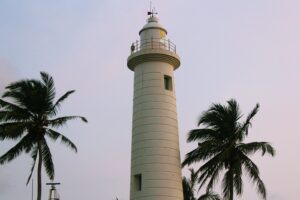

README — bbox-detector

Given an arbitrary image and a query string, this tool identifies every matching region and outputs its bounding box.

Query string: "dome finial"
[147,1,158,17]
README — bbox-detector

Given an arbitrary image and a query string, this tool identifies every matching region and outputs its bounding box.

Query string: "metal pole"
[32,179,34,200]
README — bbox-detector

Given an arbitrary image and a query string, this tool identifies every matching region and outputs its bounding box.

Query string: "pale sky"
[0,1,299,200]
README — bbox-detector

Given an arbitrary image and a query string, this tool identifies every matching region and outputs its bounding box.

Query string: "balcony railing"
[130,38,177,54]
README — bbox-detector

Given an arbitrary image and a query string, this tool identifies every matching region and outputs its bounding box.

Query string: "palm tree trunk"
[37,142,42,200]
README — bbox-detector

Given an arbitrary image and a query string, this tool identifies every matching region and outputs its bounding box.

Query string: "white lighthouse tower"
[127,11,183,200]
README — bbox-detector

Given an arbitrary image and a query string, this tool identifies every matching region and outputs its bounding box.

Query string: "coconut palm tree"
[182,99,275,200]
[198,192,221,200]
[0,72,87,200]
[183,169,197,200]
[182,168,221,200]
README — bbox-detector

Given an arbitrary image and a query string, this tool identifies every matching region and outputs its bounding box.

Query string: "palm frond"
[233,164,243,196]
[182,176,195,200]
[48,116,87,128]
[198,191,221,200]
[199,151,226,173]
[241,154,267,199]
[205,162,223,192]
[226,99,242,136]
[197,168,211,189]
[3,78,53,114]
[227,99,241,114]
[3,79,32,93]
[197,105,225,128]
[0,134,34,164]
[197,153,224,189]
[0,98,23,110]
[255,176,267,200]
[206,162,223,191]
[221,169,232,200]
[240,103,259,137]
[46,129,77,152]
[238,142,275,156]
[197,101,241,141]
[40,139,54,180]
[187,129,218,143]
[26,145,38,185]
[0,105,31,125]
[189,168,198,189]
[40,72,56,109]
[198,162,223,191]
[0,110,32,122]
[3,79,40,107]
[0,122,29,140]
[48,90,75,116]
[40,72,55,95]
[182,141,221,167]
[45,128,60,141]
[241,154,259,175]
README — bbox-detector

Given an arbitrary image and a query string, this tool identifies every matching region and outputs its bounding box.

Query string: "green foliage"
[0,72,87,200]
[182,168,221,200]
[182,99,275,200]
[198,191,221,200]
[183,169,197,200]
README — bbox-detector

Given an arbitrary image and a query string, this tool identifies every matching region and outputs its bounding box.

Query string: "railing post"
[131,38,177,53]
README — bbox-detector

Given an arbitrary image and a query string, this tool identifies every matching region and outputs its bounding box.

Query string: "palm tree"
[182,168,221,200]
[198,192,221,200]
[182,99,275,200]
[0,72,87,200]
[183,169,197,200]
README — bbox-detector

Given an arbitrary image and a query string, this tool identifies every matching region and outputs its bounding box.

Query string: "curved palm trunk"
[37,142,42,200]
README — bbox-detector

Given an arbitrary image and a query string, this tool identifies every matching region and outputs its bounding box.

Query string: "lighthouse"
[127,11,183,200]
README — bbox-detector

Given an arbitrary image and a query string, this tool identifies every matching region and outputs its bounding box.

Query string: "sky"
[0,0,299,199]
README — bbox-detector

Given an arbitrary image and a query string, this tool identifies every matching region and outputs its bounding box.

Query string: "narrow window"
[164,75,173,91]
[134,174,142,191]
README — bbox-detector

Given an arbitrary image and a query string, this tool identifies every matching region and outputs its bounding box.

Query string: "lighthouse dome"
[127,14,180,71]
[139,16,167,35]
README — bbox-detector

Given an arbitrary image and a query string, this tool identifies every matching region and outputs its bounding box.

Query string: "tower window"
[164,75,173,91]
[134,174,142,191]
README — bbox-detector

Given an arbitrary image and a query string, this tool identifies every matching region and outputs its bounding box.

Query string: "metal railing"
[130,38,177,54]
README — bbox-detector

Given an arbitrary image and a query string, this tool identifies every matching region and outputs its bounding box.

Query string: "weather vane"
[147,1,158,17]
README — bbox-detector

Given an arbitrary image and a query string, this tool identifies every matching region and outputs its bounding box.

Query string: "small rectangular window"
[134,174,142,191]
[164,75,173,91]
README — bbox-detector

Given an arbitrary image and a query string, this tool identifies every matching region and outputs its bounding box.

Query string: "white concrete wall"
[130,61,183,200]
